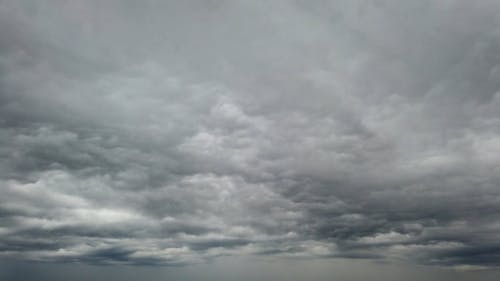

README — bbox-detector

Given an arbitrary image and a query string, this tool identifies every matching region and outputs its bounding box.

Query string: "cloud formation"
[2,0,500,268]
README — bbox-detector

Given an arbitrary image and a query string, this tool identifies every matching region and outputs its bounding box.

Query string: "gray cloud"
[2,0,500,271]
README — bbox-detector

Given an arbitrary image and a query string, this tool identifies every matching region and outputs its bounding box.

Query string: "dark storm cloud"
[2,0,500,270]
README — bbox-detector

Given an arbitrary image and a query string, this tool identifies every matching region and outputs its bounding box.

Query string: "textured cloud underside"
[2,0,500,267]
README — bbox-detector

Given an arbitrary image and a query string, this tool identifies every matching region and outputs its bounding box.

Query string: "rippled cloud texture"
[2,0,500,274]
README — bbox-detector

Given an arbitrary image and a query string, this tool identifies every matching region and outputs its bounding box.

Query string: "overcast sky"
[2,0,500,280]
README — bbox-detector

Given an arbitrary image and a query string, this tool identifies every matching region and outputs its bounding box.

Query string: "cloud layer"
[2,0,500,268]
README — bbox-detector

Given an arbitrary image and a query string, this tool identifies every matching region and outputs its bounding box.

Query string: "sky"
[2,0,500,280]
